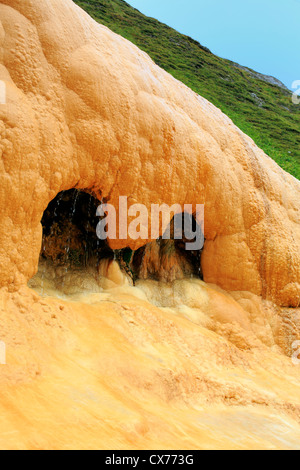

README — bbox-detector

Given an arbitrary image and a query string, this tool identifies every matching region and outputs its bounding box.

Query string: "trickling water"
[84,194,92,267]
[40,240,47,295]
[40,190,67,294]
[96,239,100,267]
[53,190,65,219]
[62,190,80,287]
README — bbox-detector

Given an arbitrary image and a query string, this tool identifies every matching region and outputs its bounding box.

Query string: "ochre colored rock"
[0,280,299,450]
[0,0,300,450]
[0,0,299,306]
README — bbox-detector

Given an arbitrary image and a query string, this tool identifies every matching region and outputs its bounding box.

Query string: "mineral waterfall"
[0,0,299,450]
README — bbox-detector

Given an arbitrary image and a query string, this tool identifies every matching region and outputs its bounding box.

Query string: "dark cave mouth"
[38,189,204,284]
[41,189,113,269]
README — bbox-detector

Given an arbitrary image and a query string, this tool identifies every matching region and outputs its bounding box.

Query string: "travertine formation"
[0,0,299,306]
[0,0,299,450]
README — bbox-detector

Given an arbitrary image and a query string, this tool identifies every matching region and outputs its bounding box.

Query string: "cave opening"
[132,212,204,283]
[31,189,204,294]
[40,189,113,269]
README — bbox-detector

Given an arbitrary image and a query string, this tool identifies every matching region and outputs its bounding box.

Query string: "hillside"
[74,0,300,180]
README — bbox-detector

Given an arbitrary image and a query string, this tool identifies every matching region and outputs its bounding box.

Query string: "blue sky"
[128,0,300,90]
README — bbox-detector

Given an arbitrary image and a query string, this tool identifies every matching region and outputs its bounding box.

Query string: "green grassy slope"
[74,0,300,180]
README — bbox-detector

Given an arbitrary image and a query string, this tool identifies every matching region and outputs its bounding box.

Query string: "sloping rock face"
[0,0,299,306]
[0,0,300,451]
[0,280,299,450]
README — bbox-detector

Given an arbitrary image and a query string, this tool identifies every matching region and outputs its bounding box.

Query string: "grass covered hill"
[74,0,300,180]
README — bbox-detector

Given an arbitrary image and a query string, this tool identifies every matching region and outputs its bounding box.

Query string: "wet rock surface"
[0,0,299,305]
[0,0,299,450]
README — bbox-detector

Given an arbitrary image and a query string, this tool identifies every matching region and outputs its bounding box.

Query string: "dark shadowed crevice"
[41,189,113,269]
[132,214,204,283]
[36,189,204,287]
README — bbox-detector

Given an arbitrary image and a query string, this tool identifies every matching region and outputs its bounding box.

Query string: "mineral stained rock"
[0,0,299,450]
[0,0,299,306]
